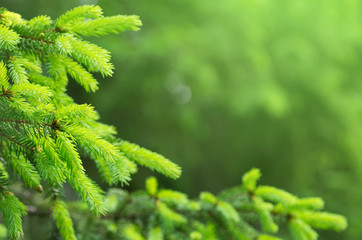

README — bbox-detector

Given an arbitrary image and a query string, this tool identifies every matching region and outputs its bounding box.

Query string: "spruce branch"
[0,5,347,240]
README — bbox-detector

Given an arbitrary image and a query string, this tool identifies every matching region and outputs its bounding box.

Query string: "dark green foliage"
[0,5,347,240]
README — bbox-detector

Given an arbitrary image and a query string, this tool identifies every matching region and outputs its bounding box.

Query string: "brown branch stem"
[20,35,55,44]
[0,131,35,151]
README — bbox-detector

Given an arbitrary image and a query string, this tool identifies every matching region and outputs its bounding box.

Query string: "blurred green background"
[2,0,362,239]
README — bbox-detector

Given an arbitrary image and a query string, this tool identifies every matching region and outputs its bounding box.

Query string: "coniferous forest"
[0,0,361,239]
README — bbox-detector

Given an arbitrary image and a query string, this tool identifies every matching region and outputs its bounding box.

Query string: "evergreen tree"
[0,5,347,240]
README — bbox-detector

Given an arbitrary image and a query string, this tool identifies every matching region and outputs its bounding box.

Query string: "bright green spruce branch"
[0,5,181,239]
[0,4,347,240]
[56,169,346,240]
